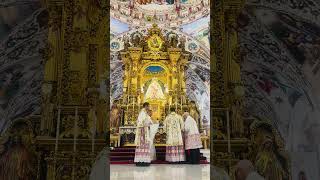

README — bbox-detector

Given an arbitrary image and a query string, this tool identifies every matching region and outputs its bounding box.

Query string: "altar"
[118,126,167,146]
[111,126,210,148]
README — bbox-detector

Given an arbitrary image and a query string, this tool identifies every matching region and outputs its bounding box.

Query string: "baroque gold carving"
[70,28,89,52]
[48,6,62,32]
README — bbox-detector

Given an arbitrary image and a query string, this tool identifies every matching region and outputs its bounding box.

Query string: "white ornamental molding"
[185,40,200,54]
[110,39,124,52]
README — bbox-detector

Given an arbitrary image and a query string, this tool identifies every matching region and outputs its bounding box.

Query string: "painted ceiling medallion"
[185,40,200,53]
[110,40,124,52]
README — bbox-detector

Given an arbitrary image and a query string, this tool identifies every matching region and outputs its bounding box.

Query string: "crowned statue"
[145,78,165,100]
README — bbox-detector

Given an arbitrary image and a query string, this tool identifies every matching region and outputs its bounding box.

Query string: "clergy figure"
[134,102,156,166]
[183,112,202,164]
[163,107,185,162]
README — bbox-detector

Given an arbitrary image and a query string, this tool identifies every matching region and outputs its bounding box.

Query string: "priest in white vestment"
[163,107,185,162]
[134,102,157,166]
[183,112,202,164]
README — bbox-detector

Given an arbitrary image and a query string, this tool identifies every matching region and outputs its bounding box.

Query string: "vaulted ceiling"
[239,0,320,159]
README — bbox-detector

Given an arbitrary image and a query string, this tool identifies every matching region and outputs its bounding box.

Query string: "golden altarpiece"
[122,24,189,124]
[0,0,291,179]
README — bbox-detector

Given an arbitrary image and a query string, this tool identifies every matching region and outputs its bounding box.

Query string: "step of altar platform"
[110,146,209,164]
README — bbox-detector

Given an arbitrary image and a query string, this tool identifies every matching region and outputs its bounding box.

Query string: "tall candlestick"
[127,93,130,104]
[180,95,183,111]
[175,95,178,110]
[127,95,129,112]
[55,106,61,153]
[74,107,78,152]
[53,106,61,177]
[133,97,135,119]
[72,106,78,180]
[121,108,124,126]
[92,106,96,153]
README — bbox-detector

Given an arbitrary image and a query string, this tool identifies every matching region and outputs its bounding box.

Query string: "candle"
[92,106,96,153]
[175,95,178,110]
[121,108,124,126]
[180,95,183,111]
[127,95,129,111]
[72,106,78,180]
[55,106,61,153]
[127,94,130,104]
[53,106,61,177]
[74,107,78,152]
[133,97,135,117]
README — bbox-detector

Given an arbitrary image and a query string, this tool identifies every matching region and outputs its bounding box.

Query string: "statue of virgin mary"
[145,78,165,100]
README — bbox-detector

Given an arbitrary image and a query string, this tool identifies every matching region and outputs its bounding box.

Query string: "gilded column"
[211,0,226,108]
[59,0,75,105]
[45,5,62,82]
[225,8,245,138]
[41,4,63,136]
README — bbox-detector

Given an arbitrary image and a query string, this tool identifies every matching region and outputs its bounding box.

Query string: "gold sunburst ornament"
[147,34,163,51]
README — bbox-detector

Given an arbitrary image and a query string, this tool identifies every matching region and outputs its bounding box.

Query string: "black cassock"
[185,148,200,164]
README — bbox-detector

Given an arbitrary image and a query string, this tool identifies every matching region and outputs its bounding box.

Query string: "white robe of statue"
[145,78,165,100]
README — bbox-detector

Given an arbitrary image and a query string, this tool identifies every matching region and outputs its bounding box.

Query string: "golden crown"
[148,24,161,36]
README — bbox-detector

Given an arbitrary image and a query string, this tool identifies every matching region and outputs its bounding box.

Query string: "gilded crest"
[147,34,163,51]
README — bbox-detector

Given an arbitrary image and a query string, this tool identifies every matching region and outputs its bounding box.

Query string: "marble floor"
[111,164,210,180]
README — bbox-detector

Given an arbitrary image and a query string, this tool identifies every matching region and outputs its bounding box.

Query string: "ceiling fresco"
[0,5,47,134]
[110,0,210,27]
[239,0,320,178]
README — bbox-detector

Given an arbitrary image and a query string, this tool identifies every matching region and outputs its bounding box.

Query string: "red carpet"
[110,146,209,164]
